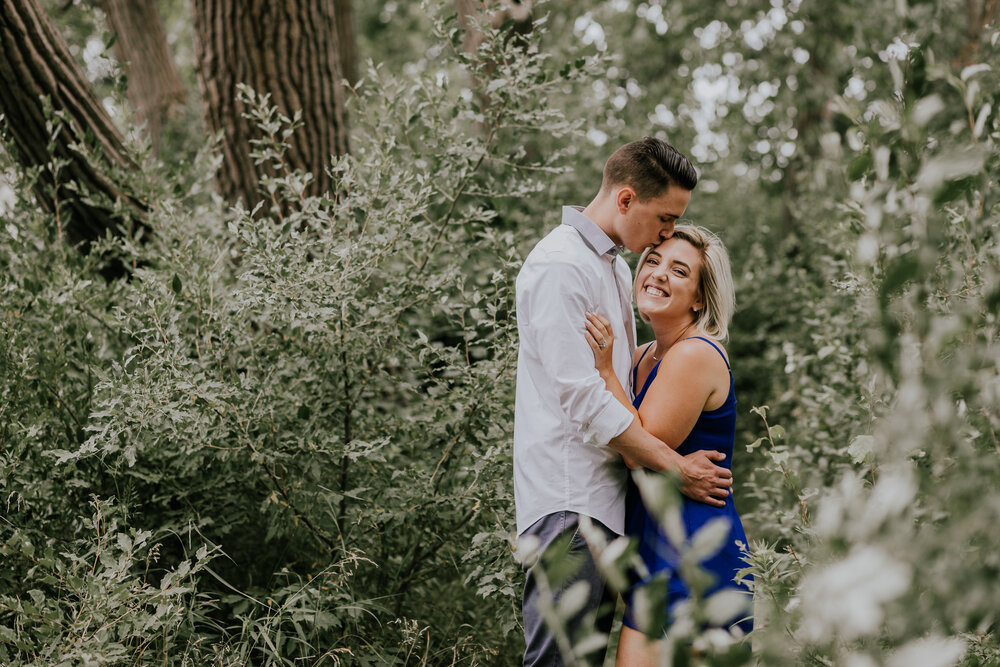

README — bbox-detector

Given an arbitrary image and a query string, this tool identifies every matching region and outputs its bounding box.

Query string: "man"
[514,137,733,665]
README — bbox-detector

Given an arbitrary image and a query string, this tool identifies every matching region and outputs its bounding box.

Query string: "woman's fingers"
[587,312,612,328]
[585,312,614,342]
[585,320,603,339]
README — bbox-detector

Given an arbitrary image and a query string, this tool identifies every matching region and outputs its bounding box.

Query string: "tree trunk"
[455,0,532,114]
[0,0,144,253]
[332,0,358,86]
[456,0,532,56]
[98,0,186,153]
[190,0,350,208]
[957,0,1000,66]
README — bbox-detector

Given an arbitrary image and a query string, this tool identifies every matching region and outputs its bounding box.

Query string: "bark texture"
[191,0,350,207]
[456,0,532,56]
[99,0,186,152]
[0,0,144,251]
[958,0,1000,66]
[455,0,532,114]
[332,0,358,86]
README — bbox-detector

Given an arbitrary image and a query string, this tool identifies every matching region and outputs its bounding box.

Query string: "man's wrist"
[675,453,690,479]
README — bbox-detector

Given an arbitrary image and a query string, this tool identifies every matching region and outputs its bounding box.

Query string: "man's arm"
[584,313,732,507]
[609,420,732,507]
[519,254,636,449]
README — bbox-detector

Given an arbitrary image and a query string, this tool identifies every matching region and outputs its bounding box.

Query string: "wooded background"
[1,0,998,664]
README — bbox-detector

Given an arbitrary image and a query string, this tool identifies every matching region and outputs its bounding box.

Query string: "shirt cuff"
[580,398,636,447]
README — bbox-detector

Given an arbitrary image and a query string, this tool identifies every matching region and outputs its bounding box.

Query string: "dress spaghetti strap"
[631,342,655,389]
[681,336,730,370]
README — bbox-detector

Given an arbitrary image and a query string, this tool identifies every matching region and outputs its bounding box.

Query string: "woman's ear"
[693,291,705,314]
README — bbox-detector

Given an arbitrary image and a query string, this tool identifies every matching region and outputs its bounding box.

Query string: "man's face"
[614,186,692,254]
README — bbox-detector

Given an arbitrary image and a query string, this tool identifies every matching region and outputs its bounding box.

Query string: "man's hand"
[679,450,732,507]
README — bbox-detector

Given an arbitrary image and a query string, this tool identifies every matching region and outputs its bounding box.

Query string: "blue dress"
[623,337,753,636]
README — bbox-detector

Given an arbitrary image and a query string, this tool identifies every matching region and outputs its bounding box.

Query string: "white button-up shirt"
[513,206,638,536]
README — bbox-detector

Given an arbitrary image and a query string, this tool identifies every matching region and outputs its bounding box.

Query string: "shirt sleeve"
[517,253,636,447]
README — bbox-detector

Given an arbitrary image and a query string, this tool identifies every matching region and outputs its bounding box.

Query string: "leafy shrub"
[1,5,602,663]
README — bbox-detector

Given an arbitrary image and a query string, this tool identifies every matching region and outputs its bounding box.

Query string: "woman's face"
[635,237,704,324]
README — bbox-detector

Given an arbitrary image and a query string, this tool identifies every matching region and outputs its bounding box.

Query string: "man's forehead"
[656,188,691,214]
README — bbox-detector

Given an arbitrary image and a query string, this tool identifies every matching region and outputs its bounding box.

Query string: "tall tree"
[456,0,532,116]
[0,0,144,252]
[190,0,350,207]
[98,0,186,153]
[333,0,358,86]
[456,0,532,56]
[958,0,1000,65]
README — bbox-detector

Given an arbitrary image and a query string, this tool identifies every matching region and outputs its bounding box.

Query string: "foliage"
[2,0,1000,665]
[0,3,601,663]
[538,2,1000,665]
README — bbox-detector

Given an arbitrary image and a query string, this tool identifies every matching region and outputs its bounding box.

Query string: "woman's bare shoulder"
[666,336,729,368]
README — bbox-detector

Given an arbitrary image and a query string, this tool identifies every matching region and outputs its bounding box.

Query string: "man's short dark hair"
[601,137,698,200]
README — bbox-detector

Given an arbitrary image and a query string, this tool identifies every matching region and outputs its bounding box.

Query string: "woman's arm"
[585,314,733,504]
[584,312,639,420]
[636,342,724,448]
[584,313,641,469]
[585,313,728,451]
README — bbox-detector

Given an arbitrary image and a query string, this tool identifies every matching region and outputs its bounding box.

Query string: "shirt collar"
[561,206,622,259]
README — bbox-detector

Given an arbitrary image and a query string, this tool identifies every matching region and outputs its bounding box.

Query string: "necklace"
[650,324,696,361]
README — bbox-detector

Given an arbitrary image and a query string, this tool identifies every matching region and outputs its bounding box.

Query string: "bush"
[1,5,601,663]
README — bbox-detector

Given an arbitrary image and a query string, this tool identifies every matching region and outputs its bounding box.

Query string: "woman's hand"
[584,312,615,377]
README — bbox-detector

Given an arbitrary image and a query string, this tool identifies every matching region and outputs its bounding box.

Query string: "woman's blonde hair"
[632,224,735,341]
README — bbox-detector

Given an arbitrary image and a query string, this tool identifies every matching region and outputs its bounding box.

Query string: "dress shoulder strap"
[681,336,730,370]
[632,343,654,388]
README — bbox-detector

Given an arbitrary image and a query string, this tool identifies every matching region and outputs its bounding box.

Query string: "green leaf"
[879,253,921,307]
[555,580,590,620]
[847,153,873,180]
[960,63,991,81]
[848,435,877,465]
[686,517,731,563]
[768,450,790,467]
[704,589,752,626]
[916,147,986,192]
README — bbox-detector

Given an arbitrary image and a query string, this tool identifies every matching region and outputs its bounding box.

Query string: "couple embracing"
[513,138,752,665]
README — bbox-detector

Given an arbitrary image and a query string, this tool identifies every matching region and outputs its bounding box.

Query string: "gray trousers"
[521,511,617,666]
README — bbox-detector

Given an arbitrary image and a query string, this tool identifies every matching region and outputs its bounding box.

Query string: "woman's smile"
[643,284,668,298]
[634,237,707,323]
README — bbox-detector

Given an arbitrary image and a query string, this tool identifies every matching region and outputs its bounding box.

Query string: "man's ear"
[615,186,635,214]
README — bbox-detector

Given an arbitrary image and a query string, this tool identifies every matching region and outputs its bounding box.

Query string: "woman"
[584,224,752,664]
